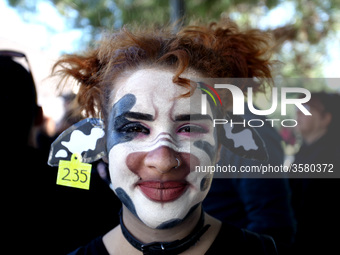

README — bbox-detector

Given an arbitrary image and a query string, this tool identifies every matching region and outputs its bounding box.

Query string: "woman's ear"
[48,118,106,166]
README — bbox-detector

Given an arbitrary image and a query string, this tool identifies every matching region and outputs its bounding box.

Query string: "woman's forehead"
[113,69,187,100]
[111,68,201,115]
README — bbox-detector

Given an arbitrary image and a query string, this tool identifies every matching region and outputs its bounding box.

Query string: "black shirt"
[69,223,277,255]
[290,133,340,254]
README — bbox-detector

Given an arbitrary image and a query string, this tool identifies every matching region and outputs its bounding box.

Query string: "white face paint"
[107,68,218,229]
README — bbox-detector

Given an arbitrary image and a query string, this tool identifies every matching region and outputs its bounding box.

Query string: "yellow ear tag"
[56,153,92,190]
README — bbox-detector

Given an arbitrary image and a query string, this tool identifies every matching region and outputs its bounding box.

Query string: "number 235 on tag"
[57,153,92,190]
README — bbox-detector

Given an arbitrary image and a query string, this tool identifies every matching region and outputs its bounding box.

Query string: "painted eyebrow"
[175,114,213,122]
[123,111,154,121]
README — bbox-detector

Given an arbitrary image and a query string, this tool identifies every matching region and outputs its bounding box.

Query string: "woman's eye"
[178,125,207,134]
[119,123,150,134]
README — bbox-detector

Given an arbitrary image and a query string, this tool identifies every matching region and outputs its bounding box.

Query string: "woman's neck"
[103,205,222,255]
[122,204,202,244]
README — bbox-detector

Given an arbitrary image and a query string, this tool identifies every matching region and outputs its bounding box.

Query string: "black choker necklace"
[119,209,211,255]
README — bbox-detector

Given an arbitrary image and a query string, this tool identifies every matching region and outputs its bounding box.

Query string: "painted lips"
[138,181,188,202]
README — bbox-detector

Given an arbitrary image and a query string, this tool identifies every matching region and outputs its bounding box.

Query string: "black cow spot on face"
[193,140,216,163]
[155,203,200,229]
[200,175,211,192]
[193,125,219,163]
[115,187,138,219]
[107,94,137,152]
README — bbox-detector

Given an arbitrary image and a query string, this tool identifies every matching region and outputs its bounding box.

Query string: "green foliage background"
[8,0,340,80]
[8,0,340,130]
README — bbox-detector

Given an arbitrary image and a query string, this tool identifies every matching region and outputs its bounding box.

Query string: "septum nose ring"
[174,158,181,169]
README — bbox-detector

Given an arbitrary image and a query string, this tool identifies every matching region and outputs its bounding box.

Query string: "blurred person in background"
[0,50,51,252]
[0,50,121,254]
[0,51,44,150]
[204,103,296,255]
[290,92,340,254]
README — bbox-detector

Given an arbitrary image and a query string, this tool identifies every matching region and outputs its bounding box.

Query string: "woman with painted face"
[51,20,277,255]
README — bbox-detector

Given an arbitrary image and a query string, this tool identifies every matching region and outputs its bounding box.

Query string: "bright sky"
[0,0,84,122]
[1,0,339,74]
[0,0,82,55]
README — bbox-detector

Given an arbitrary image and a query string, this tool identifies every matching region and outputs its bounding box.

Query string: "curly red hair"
[53,20,273,121]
